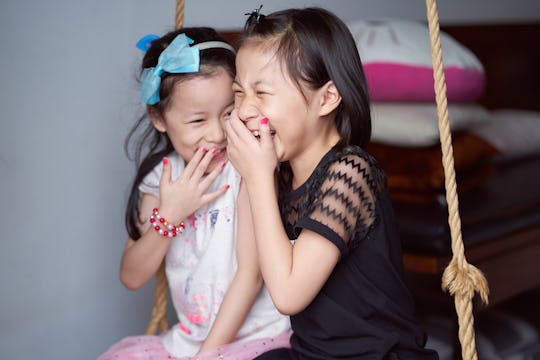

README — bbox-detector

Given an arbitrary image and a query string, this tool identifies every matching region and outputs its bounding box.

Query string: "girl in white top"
[98,27,290,360]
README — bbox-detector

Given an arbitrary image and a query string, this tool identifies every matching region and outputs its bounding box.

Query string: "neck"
[289,131,340,189]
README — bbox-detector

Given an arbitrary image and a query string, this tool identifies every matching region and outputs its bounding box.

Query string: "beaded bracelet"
[149,208,185,238]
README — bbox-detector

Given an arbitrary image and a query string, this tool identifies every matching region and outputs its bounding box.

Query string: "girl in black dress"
[225,6,439,360]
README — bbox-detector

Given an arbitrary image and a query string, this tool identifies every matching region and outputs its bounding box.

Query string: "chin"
[274,143,286,162]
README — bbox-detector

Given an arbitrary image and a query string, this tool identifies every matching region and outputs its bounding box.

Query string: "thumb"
[259,117,273,147]
[160,157,172,188]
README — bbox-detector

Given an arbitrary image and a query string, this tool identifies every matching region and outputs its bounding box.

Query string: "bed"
[220,21,540,308]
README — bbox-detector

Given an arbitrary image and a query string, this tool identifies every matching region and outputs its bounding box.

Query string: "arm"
[120,149,229,290]
[225,115,340,315]
[120,193,171,290]
[198,180,263,353]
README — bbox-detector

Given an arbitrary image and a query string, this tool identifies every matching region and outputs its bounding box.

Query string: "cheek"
[176,147,196,164]
[169,132,200,162]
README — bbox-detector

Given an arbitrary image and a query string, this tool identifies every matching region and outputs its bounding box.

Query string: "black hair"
[240,7,371,148]
[124,27,235,240]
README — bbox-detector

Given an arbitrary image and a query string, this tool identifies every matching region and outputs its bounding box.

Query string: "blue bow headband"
[139,33,235,105]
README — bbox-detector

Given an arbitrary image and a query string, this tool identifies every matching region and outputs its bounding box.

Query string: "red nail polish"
[225,184,230,190]
[220,162,226,168]
[162,157,169,165]
[201,147,207,153]
[260,117,269,125]
[211,147,218,154]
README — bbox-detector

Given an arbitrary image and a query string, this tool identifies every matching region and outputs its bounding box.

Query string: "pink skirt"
[97,330,291,360]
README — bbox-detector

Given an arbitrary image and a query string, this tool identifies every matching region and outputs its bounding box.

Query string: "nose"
[235,94,259,124]
[206,118,225,144]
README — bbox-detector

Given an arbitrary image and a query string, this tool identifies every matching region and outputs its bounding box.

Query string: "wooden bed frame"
[221,22,540,308]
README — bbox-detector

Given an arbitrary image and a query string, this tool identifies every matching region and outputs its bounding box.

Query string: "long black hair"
[124,27,235,240]
[240,7,371,148]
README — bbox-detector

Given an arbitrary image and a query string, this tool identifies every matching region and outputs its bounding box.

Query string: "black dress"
[255,145,439,360]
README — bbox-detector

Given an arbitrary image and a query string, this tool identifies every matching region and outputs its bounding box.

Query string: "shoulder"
[322,146,386,193]
[326,145,375,168]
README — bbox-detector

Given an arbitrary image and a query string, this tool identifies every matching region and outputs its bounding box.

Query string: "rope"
[424,1,489,359]
[175,0,185,31]
[145,0,185,336]
[145,261,169,335]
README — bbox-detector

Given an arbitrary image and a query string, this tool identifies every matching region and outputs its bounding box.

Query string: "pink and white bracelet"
[149,208,185,238]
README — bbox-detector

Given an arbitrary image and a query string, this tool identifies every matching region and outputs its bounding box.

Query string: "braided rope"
[145,261,169,335]
[424,1,489,359]
[145,0,185,336]
[175,0,185,31]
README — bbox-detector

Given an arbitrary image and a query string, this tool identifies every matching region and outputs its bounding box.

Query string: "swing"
[144,1,490,359]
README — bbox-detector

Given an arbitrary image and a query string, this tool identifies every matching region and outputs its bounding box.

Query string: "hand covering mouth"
[252,129,275,139]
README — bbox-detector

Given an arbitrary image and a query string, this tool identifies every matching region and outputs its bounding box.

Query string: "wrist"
[157,205,187,225]
[149,208,185,238]
[244,168,275,188]
[245,175,276,200]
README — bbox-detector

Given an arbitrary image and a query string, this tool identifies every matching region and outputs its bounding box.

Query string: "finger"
[183,146,208,178]
[192,146,219,181]
[224,114,241,143]
[259,117,273,148]
[224,118,243,159]
[230,116,260,146]
[199,160,226,190]
[159,157,172,188]
[200,184,230,206]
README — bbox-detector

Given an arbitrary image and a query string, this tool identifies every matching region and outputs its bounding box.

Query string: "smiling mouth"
[211,148,226,161]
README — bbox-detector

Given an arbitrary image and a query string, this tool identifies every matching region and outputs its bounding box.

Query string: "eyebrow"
[232,79,269,88]
[186,101,234,117]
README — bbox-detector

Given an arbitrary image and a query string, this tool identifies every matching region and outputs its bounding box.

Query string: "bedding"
[470,109,540,162]
[348,18,486,103]
[367,131,500,203]
[395,154,540,255]
[368,108,540,204]
[356,21,540,266]
[370,102,491,146]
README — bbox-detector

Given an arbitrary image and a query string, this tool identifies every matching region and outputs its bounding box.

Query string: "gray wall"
[1,1,538,359]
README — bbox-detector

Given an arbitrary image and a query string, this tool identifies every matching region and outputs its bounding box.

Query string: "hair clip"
[244,4,264,25]
[136,34,160,52]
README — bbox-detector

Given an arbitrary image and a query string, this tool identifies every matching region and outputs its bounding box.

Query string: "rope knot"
[441,257,489,305]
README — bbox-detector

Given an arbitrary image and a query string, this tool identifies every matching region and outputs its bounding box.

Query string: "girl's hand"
[225,110,277,183]
[158,148,229,223]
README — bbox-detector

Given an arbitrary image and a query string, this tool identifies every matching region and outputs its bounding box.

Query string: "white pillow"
[348,18,485,103]
[370,102,491,147]
[470,109,540,159]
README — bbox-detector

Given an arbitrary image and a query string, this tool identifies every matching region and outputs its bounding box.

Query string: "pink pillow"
[348,19,486,102]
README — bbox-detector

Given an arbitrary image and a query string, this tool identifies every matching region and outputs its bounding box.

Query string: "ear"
[318,81,342,117]
[147,105,167,133]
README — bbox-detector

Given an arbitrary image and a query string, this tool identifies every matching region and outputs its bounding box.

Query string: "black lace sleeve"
[300,149,383,251]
